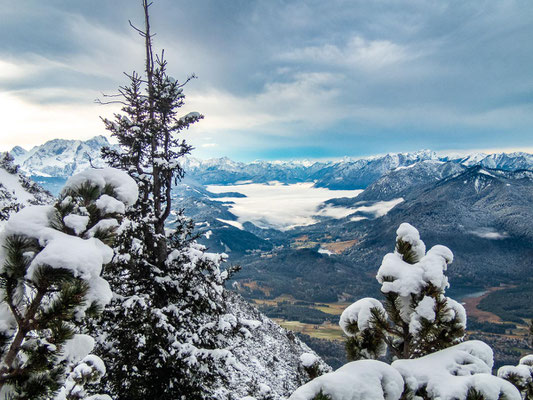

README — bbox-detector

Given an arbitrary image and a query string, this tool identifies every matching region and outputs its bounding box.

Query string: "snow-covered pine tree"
[0,153,21,220]
[340,223,466,360]
[498,355,533,400]
[0,167,136,399]
[92,2,240,399]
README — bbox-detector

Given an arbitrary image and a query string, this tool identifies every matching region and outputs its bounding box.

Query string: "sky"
[0,0,532,161]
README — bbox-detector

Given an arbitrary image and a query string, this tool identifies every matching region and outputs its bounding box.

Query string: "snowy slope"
[355,160,467,201]
[220,292,331,399]
[0,152,54,221]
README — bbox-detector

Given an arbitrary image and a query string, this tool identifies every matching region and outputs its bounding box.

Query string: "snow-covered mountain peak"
[12,136,116,178]
[10,146,28,159]
[7,136,533,191]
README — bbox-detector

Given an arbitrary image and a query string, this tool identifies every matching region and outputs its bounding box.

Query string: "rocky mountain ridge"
[12,136,115,178]
[11,137,533,189]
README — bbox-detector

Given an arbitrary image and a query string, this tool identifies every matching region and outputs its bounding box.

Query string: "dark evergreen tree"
[0,168,134,399]
[92,1,239,399]
[340,223,466,360]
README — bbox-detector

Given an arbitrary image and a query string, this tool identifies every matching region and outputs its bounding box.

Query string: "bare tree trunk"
[0,288,46,391]
[142,0,167,264]
[402,322,411,358]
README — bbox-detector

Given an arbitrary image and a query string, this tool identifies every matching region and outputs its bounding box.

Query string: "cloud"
[281,36,415,70]
[1,0,532,160]
[207,182,361,230]
[469,228,509,240]
[0,91,118,151]
[183,71,345,134]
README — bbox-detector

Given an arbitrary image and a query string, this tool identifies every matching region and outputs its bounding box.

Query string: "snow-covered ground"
[207,182,362,230]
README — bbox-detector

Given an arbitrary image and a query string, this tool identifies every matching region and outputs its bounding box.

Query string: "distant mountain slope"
[0,152,54,221]
[447,152,533,170]
[231,165,533,302]
[354,160,467,201]
[181,156,323,185]
[221,292,331,399]
[344,166,533,287]
[311,150,440,189]
[12,136,115,178]
[12,136,533,189]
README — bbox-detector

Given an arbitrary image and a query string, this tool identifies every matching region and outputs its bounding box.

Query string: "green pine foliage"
[312,390,333,400]
[497,355,533,400]
[342,224,466,361]
[90,2,240,399]
[0,177,124,399]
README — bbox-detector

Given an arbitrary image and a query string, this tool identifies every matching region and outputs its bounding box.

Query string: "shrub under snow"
[497,354,533,399]
[393,341,520,400]
[0,167,136,399]
[289,360,404,400]
[342,223,466,361]
[290,341,522,400]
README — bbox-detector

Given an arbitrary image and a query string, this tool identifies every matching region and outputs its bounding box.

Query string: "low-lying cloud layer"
[207,182,362,230]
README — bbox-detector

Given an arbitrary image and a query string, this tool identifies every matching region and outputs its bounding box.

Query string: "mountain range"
[8,138,533,294]
[5,135,533,369]
[11,136,533,189]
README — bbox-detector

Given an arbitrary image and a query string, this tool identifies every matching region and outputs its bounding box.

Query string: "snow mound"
[289,360,404,400]
[60,334,95,364]
[498,364,532,389]
[409,296,436,334]
[339,298,385,335]
[1,205,114,312]
[300,353,319,368]
[520,354,533,366]
[63,167,138,206]
[392,341,521,400]
[0,168,137,316]
[497,353,533,394]
[395,223,426,260]
[377,235,453,297]
[443,297,467,325]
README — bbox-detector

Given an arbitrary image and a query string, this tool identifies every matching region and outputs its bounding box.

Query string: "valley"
[4,136,533,369]
[252,289,531,369]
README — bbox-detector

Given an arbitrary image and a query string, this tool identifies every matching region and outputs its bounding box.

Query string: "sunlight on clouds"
[0,92,118,151]
[0,56,67,83]
[0,59,35,80]
[184,72,345,136]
